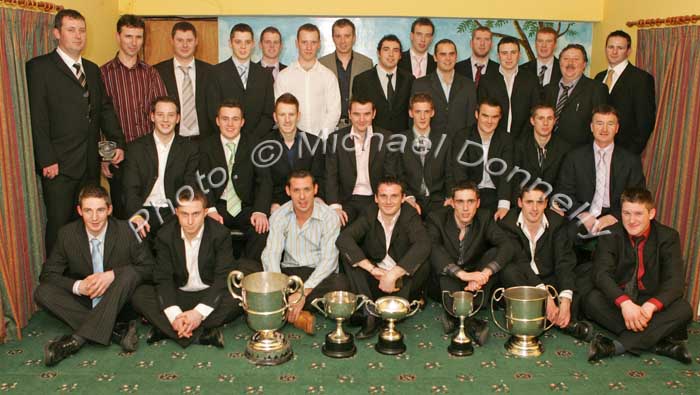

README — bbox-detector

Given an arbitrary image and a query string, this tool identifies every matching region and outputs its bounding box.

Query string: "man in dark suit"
[595,30,656,155]
[352,34,415,133]
[257,26,287,81]
[132,189,242,348]
[427,181,514,344]
[26,9,126,254]
[34,185,153,366]
[198,99,271,259]
[122,96,199,243]
[154,21,213,140]
[387,93,453,217]
[586,188,692,364]
[455,26,500,88]
[477,36,540,140]
[325,97,391,226]
[520,27,562,89]
[337,178,431,338]
[543,44,608,148]
[412,39,477,137]
[398,17,436,79]
[207,23,274,140]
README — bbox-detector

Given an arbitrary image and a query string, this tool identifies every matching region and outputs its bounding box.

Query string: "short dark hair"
[297,23,320,40]
[530,104,556,117]
[150,96,180,114]
[536,27,558,38]
[471,26,492,39]
[287,169,315,186]
[477,97,502,113]
[230,23,254,40]
[332,18,355,35]
[376,176,405,195]
[621,187,655,209]
[606,30,632,49]
[559,43,588,63]
[377,34,402,52]
[591,104,619,120]
[54,9,85,30]
[497,36,520,52]
[117,14,145,33]
[451,180,480,199]
[176,188,208,208]
[410,93,434,109]
[171,21,197,38]
[261,26,282,41]
[78,185,111,206]
[275,93,299,112]
[349,95,375,110]
[411,17,434,34]
[434,38,456,54]
[519,184,550,199]
[217,99,244,117]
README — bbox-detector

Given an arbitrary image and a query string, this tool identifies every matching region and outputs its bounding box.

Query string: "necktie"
[265,65,276,81]
[386,73,394,107]
[590,150,608,217]
[536,145,547,168]
[73,63,87,89]
[224,142,242,217]
[624,235,646,301]
[417,136,429,197]
[604,69,615,92]
[90,238,103,307]
[178,66,197,130]
[554,83,572,131]
[413,56,422,78]
[237,64,248,89]
[474,64,485,88]
[538,65,548,86]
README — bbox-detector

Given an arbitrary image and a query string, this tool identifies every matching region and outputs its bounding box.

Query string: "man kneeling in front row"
[586,188,693,363]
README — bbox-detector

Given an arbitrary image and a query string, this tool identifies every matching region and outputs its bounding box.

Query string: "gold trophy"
[311,291,369,358]
[365,296,422,355]
[228,270,304,365]
[442,290,484,356]
[491,285,558,357]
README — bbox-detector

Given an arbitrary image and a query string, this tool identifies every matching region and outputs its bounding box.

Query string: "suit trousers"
[342,258,430,304]
[217,204,267,261]
[106,164,127,220]
[436,247,502,313]
[342,195,375,225]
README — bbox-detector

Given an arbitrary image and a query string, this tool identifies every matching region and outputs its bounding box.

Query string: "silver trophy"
[98,141,117,162]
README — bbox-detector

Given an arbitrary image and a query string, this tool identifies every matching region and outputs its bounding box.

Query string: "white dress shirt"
[437,70,454,101]
[377,210,401,271]
[173,58,199,136]
[144,133,174,208]
[477,136,511,210]
[350,127,374,197]
[498,66,519,133]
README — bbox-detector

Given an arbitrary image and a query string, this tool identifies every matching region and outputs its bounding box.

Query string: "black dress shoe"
[44,335,82,367]
[356,315,381,340]
[562,320,594,342]
[654,339,692,364]
[466,318,489,346]
[146,327,167,345]
[118,320,139,352]
[199,328,225,348]
[440,310,457,335]
[588,333,616,361]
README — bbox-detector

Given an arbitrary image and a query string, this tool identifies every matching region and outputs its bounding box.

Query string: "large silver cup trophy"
[366,296,422,355]
[491,285,558,357]
[311,291,369,358]
[228,270,304,365]
[442,290,484,356]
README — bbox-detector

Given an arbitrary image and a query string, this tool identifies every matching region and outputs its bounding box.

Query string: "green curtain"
[0,6,54,342]
[636,25,700,318]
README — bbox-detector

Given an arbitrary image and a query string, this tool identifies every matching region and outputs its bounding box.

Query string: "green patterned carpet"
[1,303,698,394]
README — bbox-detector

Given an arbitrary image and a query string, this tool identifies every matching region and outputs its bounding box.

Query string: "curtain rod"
[0,0,63,12]
[627,15,700,28]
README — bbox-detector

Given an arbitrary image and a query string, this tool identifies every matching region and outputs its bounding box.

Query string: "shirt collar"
[537,58,554,69]
[516,211,549,230]
[350,126,374,140]
[609,59,629,75]
[498,65,519,78]
[593,141,615,155]
[181,223,205,243]
[377,64,398,75]
[86,222,108,243]
[437,69,455,85]
[260,60,279,69]
[292,59,320,72]
[153,132,175,149]
[113,53,146,70]
[232,57,250,70]
[412,126,430,139]
[174,57,195,69]
[56,46,82,67]
[560,75,582,89]
[627,223,651,243]
[377,208,401,228]
[410,48,427,61]
[220,133,241,147]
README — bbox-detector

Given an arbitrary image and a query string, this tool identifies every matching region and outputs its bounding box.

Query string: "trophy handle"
[365,300,380,318]
[544,284,560,331]
[355,294,370,312]
[405,299,423,318]
[227,270,244,304]
[441,290,457,318]
[309,297,327,317]
[285,275,305,307]
[469,290,485,317]
[490,287,509,334]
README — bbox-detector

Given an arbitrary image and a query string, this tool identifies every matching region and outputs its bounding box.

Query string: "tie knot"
[178,65,191,72]
[226,142,236,153]
[631,235,645,247]
[73,63,81,71]
[238,64,247,73]
[540,65,547,72]
[90,238,101,248]
[475,64,484,72]
[560,82,572,92]
[387,73,393,80]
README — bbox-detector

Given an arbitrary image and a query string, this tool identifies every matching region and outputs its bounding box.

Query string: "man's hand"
[111,148,125,165]
[620,300,648,332]
[478,268,493,286]
[101,162,113,178]
[334,208,349,226]
[369,266,387,281]
[130,215,150,238]
[550,203,565,217]
[42,163,59,179]
[270,203,281,213]
[594,214,618,233]
[456,270,487,285]
[493,208,509,221]
[172,316,189,338]
[465,280,480,292]
[179,309,204,336]
[84,271,115,298]
[250,212,269,234]
[555,298,572,328]
[378,266,405,294]
[443,198,453,207]
[578,211,597,232]
[403,197,422,215]
[546,295,560,323]
[640,302,657,324]
[207,211,224,225]
[286,290,306,323]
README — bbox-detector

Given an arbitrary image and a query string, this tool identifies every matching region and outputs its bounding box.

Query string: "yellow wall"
[60,0,120,64]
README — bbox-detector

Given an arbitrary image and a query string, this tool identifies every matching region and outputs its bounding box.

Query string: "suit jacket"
[520,57,562,89]
[543,75,608,148]
[255,60,287,72]
[324,126,391,205]
[198,133,272,214]
[398,50,436,76]
[453,127,514,203]
[593,221,684,308]
[427,207,514,274]
[122,134,199,216]
[477,69,541,139]
[499,209,577,291]
[557,143,645,219]
[352,66,415,132]
[154,58,214,138]
[512,132,571,198]
[336,203,430,275]
[319,50,373,95]
[26,50,125,180]
[39,218,154,292]
[153,217,236,310]
[455,58,500,82]
[411,72,477,136]
[206,58,275,140]
[595,64,656,154]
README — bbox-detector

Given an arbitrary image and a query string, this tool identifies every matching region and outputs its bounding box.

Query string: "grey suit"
[319,50,373,96]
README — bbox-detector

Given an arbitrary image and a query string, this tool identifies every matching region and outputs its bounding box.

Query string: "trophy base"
[322,333,356,358]
[448,339,474,356]
[375,335,406,355]
[245,331,294,365]
[505,335,543,357]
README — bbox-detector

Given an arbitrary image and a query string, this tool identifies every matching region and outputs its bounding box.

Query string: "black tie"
[386,73,394,107]
[538,65,547,86]
[624,235,646,302]
[554,83,571,131]
[537,145,547,168]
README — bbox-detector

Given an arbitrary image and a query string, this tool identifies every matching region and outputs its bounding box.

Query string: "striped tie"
[237,64,248,89]
[538,65,547,86]
[90,238,103,307]
[224,142,242,217]
[73,63,87,89]
[590,150,607,217]
[554,83,571,131]
[178,65,197,130]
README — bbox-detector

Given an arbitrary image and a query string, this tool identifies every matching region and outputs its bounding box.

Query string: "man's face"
[273,102,299,135]
[286,176,317,214]
[470,30,492,58]
[216,106,245,140]
[332,25,355,55]
[475,104,502,134]
[77,197,112,236]
[409,101,434,131]
[375,183,404,217]
[410,24,434,54]
[230,31,254,61]
[117,26,144,58]
[535,32,557,59]
[590,112,619,146]
[150,102,180,136]
[434,42,457,73]
[377,40,401,70]
[296,30,320,63]
[349,102,376,133]
[517,189,547,225]
[176,198,206,238]
[498,42,520,71]
[452,189,480,225]
[560,48,586,81]
[530,107,555,138]
[172,30,197,60]
[605,36,631,67]
[53,17,87,56]
[260,31,282,59]
[621,201,655,237]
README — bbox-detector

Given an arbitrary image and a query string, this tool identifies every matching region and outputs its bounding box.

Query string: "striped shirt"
[101,55,167,143]
[261,199,340,289]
